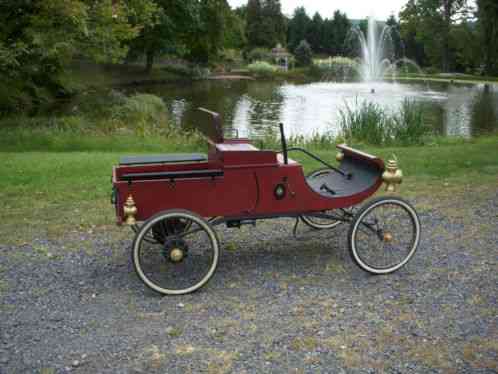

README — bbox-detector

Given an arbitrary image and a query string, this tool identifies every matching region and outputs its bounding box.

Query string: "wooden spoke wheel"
[348,196,421,274]
[132,210,219,295]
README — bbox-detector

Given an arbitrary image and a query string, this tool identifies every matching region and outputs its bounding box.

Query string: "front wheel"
[132,210,220,295]
[348,196,421,274]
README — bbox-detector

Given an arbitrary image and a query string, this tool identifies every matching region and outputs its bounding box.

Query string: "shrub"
[247,61,278,78]
[424,66,441,75]
[295,40,313,67]
[191,66,211,79]
[314,57,360,80]
[247,48,271,63]
[162,63,192,77]
[112,94,168,136]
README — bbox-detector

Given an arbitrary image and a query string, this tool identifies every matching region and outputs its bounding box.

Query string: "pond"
[136,80,498,140]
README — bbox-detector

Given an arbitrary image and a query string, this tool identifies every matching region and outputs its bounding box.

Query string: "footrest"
[119,153,207,166]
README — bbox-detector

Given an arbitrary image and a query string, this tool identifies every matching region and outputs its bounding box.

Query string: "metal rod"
[286,147,351,179]
[279,123,288,165]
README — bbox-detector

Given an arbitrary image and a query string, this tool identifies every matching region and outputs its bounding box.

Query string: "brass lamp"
[382,159,403,192]
[123,195,138,225]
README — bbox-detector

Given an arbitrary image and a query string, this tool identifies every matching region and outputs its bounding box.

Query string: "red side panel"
[114,168,259,224]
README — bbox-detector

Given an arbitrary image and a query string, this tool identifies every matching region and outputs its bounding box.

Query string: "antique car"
[111,109,420,295]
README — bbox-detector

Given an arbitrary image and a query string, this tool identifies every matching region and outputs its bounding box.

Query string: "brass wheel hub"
[170,248,184,263]
[163,237,188,263]
[383,232,394,243]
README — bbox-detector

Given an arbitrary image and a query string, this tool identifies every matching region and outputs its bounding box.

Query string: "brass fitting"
[382,159,403,192]
[336,151,344,162]
[123,195,138,225]
[170,248,184,263]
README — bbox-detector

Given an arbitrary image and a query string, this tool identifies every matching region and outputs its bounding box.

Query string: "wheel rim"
[133,212,219,295]
[351,199,420,273]
[302,169,343,229]
[301,212,342,229]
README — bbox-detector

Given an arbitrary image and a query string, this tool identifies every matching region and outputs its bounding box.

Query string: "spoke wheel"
[301,168,342,229]
[348,196,420,274]
[131,219,192,244]
[132,210,219,295]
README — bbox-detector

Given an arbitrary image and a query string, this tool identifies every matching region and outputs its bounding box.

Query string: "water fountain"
[348,16,424,82]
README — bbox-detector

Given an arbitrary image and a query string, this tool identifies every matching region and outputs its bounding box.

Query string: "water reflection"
[139,80,498,139]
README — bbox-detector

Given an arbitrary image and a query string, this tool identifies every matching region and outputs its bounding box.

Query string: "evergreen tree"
[261,0,286,48]
[308,13,325,54]
[246,0,285,49]
[246,0,265,48]
[477,0,498,75]
[295,40,313,66]
[288,7,311,52]
[331,11,351,56]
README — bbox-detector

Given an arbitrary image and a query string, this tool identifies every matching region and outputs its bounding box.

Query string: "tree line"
[1,0,497,113]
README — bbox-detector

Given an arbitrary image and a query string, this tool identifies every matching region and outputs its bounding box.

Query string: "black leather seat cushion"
[119,153,207,166]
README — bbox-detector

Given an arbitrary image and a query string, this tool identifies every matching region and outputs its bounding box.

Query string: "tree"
[477,0,498,75]
[295,40,312,66]
[0,0,154,113]
[262,0,286,47]
[287,7,311,52]
[128,0,198,71]
[386,15,403,60]
[399,2,428,66]
[245,0,285,49]
[224,9,247,50]
[187,0,232,64]
[450,21,480,73]
[399,0,472,72]
[308,13,324,53]
[246,0,264,48]
[331,11,351,56]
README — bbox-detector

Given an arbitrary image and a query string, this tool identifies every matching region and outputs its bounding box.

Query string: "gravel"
[1,191,497,373]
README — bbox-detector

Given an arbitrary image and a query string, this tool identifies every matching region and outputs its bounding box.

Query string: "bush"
[314,57,360,80]
[424,66,441,75]
[247,48,271,63]
[191,66,211,79]
[295,40,313,67]
[111,94,168,136]
[247,61,278,78]
[162,63,192,77]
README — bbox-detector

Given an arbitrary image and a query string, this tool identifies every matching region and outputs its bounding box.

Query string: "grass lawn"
[1,135,497,245]
[392,74,498,85]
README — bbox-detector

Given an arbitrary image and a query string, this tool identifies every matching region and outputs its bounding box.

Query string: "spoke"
[353,201,417,271]
[135,215,217,293]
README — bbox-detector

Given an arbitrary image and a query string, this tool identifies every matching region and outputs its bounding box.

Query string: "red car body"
[112,138,385,225]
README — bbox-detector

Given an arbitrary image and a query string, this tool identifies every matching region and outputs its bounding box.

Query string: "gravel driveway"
[1,189,497,373]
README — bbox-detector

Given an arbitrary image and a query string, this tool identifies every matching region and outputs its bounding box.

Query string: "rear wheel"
[301,168,342,229]
[348,196,420,274]
[132,210,219,295]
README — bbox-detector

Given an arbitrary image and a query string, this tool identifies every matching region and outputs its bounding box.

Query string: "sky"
[227,0,408,21]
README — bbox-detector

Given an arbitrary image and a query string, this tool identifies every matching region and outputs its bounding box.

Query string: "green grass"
[392,73,498,85]
[1,135,497,244]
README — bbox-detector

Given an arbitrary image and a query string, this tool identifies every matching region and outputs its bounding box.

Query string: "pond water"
[137,80,498,140]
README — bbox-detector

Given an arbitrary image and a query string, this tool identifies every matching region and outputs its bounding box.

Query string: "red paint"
[112,139,385,225]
